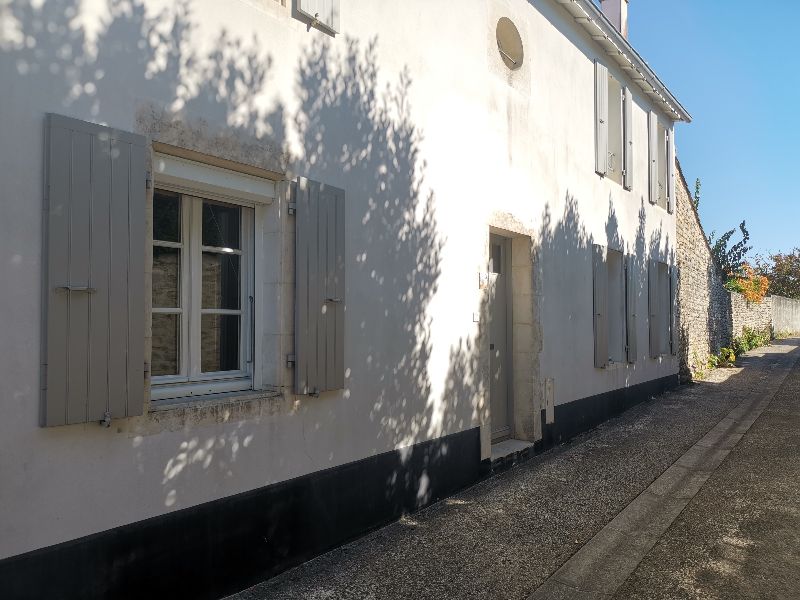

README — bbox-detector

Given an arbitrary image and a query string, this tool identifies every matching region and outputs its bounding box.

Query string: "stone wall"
[731,293,772,339]
[675,162,732,378]
[675,162,776,379]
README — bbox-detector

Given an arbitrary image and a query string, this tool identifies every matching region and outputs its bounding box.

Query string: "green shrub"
[693,328,772,380]
[731,326,772,356]
[718,347,736,367]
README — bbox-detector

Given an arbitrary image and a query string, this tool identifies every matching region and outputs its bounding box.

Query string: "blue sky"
[623,1,800,257]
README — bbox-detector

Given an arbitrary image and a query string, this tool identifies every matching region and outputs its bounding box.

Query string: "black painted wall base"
[487,374,680,475]
[537,373,680,452]
[0,428,481,600]
[0,373,679,600]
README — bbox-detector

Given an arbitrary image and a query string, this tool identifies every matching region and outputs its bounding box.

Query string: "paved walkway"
[229,340,800,600]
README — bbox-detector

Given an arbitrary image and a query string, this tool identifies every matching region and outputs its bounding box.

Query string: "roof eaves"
[554,0,692,123]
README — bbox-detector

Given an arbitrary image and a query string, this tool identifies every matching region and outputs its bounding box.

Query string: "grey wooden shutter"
[43,114,146,426]
[625,254,637,363]
[648,110,658,205]
[666,129,676,213]
[294,176,345,395]
[648,259,660,358]
[669,265,678,355]
[593,244,608,368]
[595,61,609,177]
[623,87,633,190]
[297,0,340,32]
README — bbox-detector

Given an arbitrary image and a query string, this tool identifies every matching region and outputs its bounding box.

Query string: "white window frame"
[151,154,273,401]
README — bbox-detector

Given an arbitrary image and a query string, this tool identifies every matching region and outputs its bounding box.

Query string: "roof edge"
[556,0,692,123]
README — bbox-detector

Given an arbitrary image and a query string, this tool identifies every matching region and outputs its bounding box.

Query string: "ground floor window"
[151,189,254,399]
[607,248,626,363]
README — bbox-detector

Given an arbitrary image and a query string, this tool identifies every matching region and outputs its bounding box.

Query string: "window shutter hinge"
[288,202,297,215]
[100,411,111,428]
[145,171,153,189]
[286,354,296,368]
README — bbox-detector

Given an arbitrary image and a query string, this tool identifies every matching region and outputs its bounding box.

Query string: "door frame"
[489,233,514,442]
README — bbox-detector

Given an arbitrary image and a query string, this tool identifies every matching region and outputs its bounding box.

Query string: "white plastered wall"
[0,0,678,559]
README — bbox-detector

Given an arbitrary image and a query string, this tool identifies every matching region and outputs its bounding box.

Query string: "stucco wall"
[0,0,679,559]
[772,295,800,333]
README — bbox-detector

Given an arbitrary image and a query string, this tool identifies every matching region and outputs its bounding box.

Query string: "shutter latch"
[288,202,297,215]
[286,354,296,369]
[145,171,153,189]
[55,285,96,294]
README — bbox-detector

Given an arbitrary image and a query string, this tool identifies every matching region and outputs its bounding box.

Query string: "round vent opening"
[496,17,523,71]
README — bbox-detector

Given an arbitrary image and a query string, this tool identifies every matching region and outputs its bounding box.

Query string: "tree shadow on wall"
[1,1,488,596]
[291,35,485,517]
[536,193,664,425]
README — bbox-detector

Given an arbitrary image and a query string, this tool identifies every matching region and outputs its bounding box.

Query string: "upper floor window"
[297,0,340,33]
[648,112,675,213]
[595,60,633,190]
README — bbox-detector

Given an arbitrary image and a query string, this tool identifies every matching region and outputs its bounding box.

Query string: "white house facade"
[0,0,690,597]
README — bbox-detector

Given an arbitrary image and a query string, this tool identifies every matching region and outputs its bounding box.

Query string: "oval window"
[496,17,523,71]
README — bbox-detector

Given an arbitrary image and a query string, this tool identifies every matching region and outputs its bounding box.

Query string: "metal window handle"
[325,297,342,303]
[55,286,96,294]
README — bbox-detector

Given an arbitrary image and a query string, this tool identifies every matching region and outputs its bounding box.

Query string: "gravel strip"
[229,343,797,600]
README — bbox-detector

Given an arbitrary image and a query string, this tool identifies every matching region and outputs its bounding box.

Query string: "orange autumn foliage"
[725,264,769,303]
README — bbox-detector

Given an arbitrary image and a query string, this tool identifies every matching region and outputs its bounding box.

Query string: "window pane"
[202,252,240,309]
[201,314,240,372]
[154,191,181,242]
[152,246,180,308]
[152,313,179,375]
[202,201,240,249]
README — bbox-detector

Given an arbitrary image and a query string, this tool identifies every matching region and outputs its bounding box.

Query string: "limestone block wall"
[676,161,775,379]
[675,163,731,378]
[730,292,772,339]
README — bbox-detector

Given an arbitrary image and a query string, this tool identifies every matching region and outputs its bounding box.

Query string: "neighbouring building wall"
[772,295,800,333]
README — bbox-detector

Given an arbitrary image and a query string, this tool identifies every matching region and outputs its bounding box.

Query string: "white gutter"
[555,0,692,122]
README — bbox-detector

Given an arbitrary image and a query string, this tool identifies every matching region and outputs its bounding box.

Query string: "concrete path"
[229,340,800,600]
[613,344,800,600]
